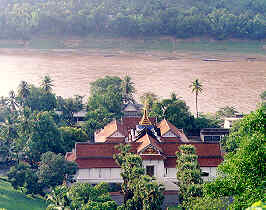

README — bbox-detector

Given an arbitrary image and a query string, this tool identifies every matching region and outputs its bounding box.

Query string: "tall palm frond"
[41,75,54,93]
[189,79,203,118]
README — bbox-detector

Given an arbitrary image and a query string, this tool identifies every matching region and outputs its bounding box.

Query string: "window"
[201,171,209,177]
[146,166,154,177]
[204,135,221,142]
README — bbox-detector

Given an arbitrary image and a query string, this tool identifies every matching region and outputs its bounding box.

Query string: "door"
[146,166,154,177]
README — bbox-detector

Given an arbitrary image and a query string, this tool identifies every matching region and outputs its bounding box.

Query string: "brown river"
[0,48,265,114]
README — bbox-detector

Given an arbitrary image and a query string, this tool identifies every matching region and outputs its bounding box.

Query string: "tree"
[150,97,194,133]
[221,106,263,153]
[41,75,54,93]
[83,107,115,141]
[176,144,203,207]
[7,163,31,191]
[114,144,164,210]
[84,76,125,141]
[88,76,123,118]
[0,114,19,163]
[67,182,117,210]
[114,144,143,204]
[216,105,239,118]
[7,90,19,112]
[189,79,203,118]
[17,80,30,106]
[204,107,265,209]
[259,90,266,106]
[57,95,84,126]
[26,85,57,112]
[59,126,88,152]
[7,162,43,195]
[121,75,136,104]
[184,196,230,210]
[37,152,77,189]
[24,111,64,163]
[46,185,70,210]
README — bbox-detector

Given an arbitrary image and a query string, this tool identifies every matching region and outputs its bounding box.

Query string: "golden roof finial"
[140,99,152,125]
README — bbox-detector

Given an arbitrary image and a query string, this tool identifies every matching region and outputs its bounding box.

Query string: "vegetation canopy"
[0,0,265,40]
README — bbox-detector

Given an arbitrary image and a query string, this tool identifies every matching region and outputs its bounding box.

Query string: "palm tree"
[190,79,203,118]
[121,75,136,104]
[41,75,54,93]
[7,90,19,111]
[17,80,30,105]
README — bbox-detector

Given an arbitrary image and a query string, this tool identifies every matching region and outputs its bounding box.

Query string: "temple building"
[66,103,223,184]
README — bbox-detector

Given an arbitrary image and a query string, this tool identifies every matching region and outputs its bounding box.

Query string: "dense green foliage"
[176,145,203,206]
[57,95,84,126]
[0,0,265,40]
[183,196,229,210]
[59,127,88,153]
[7,152,77,195]
[204,106,265,209]
[114,144,165,210]
[150,93,219,134]
[46,183,117,210]
[84,75,135,140]
[37,152,77,188]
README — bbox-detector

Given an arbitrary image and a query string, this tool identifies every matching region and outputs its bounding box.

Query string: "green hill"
[0,178,47,210]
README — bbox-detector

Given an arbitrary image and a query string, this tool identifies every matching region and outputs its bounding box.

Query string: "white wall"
[77,168,122,183]
[165,168,176,178]
[165,167,218,181]
[142,159,164,178]
[76,166,218,184]
[201,167,218,181]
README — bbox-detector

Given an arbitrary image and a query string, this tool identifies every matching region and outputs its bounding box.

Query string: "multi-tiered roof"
[66,104,223,168]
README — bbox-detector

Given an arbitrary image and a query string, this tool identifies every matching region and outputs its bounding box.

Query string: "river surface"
[0,48,265,114]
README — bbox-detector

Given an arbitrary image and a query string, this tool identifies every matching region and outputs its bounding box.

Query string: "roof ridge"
[164,119,172,133]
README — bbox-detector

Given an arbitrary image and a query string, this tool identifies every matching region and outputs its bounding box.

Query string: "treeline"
[0,0,265,40]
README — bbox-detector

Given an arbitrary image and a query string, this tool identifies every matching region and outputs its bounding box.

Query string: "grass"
[0,178,47,210]
[0,35,265,55]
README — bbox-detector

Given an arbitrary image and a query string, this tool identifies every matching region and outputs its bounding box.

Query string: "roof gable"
[137,134,163,153]
[95,119,126,142]
[124,104,138,112]
[162,130,177,137]
[140,144,160,155]
[158,119,189,142]
[110,131,124,138]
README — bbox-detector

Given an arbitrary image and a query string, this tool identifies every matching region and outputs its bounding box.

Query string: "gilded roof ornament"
[139,99,152,125]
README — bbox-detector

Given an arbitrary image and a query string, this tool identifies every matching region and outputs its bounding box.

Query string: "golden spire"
[139,99,152,126]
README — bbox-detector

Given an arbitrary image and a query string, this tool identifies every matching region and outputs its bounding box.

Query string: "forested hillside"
[0,0,265,40]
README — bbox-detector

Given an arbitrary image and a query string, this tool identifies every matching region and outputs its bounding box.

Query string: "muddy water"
[0,49,265,114]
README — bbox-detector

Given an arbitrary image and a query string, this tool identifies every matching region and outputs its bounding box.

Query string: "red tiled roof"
[162,142,222,157]
[76,142,120,158]
[121,117,156,131]
[157,119,189,142]
[76,158,119,168]
[105,137,125,143]
[70,141,222,168]
[136,134,163,153]
[164,156,223,167]
[95,120,127,142]
[141,155,166,160]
